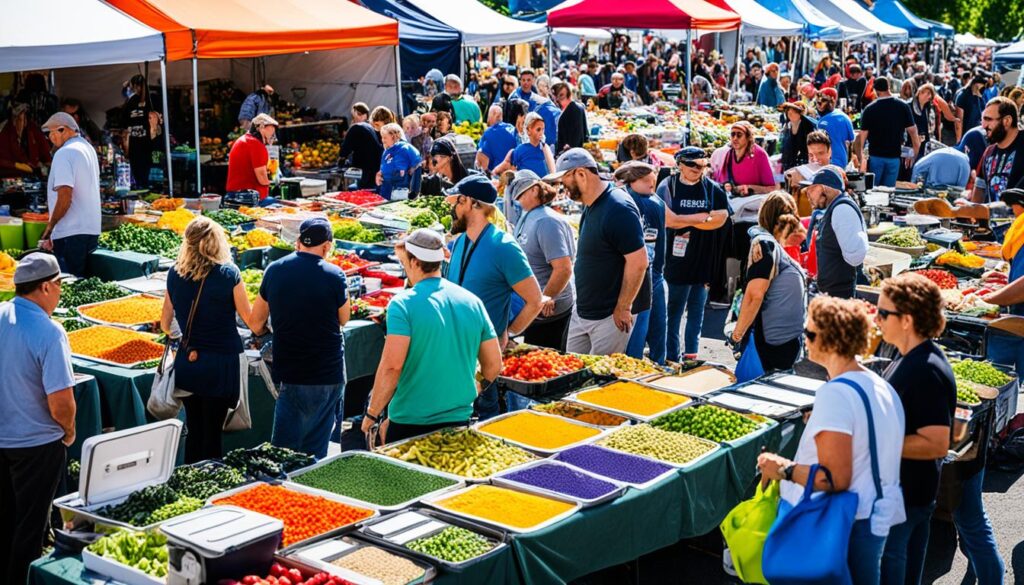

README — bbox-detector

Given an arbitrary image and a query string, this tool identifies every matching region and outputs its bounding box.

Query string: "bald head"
[487,105,503,126]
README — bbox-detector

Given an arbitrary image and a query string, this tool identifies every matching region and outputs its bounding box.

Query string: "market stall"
[807,0,908,42]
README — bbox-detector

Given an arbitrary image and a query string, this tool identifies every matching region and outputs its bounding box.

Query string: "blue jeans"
[52,234,98,277]
[869,156,901,188]
[272,382,344,459]
[505,391,535,412]
[474,381,500,421]
[626,271,667,364]
[955,468,1005,585]
[849,518,888,585]
[666,282,707,361]
[985,331,1023,383]
[881,503,936,585]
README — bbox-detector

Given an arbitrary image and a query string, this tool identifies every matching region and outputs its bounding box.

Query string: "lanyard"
[454,223,491,286]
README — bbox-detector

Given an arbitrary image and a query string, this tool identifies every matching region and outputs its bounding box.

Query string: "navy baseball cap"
[801,166,845,191]
[298,217,333,247]
[544,148,598,182]
[674,146,706,163]
[445,174,498,205]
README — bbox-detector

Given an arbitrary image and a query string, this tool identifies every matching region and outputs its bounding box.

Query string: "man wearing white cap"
[361,229,502,444]
[39,112,101,277]
[0,253,77,584]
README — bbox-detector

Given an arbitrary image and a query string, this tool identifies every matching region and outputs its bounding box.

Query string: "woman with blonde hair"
[161,216,260,462]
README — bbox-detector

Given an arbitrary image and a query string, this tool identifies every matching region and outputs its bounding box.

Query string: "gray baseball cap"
[544,147,598,182]
[40,112,80,134]
[13,252,62,285]
[508,170,543,200]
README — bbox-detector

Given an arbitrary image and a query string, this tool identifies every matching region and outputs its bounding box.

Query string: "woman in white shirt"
[758,296,906,585]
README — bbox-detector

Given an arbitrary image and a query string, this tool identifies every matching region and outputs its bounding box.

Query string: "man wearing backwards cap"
[39,112,101,277]
[250,217,351,459]
[361,229,503,444]
[545,148,648,355]
[0,253,77,585]
[803,166,867,299]
[444,175,542,419]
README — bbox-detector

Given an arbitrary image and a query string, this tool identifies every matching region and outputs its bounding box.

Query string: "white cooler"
[163,506,283,585]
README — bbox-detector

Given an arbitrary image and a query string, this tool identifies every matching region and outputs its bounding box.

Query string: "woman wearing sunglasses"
[874,273,957,585]
[710,121,775,197]
[758,296,906,585]
[419,138,471,198]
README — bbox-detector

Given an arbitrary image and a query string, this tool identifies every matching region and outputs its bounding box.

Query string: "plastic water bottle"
[115,156,132,195]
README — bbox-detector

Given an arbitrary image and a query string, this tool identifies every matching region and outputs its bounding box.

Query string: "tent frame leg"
[160,59,174,196]
[394,45,404,117]
[686,28,692,145]
[193,57,201,195]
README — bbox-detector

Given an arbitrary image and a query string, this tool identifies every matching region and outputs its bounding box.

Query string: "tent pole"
[460,45,466,82]
[393,45,404,117]
[686,28,692,145]
[733,25,742,98]
[160,60,174,197]
[192,57,201,194]
[876,34,881,71]
[547,31,554,78]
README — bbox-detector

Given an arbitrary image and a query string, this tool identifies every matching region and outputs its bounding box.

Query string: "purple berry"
[554,445,674,484]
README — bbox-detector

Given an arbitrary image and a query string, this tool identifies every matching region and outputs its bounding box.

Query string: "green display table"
[86,249,162,281]
[30,423,786,585]
[68,375,102,461]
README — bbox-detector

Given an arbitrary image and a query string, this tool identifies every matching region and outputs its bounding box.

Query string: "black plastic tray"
[498,367,593,400]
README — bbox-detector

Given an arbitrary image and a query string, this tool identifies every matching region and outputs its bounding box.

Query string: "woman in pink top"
[712,121,776,195]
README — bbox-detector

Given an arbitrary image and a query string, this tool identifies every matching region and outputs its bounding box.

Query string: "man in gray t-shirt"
[509,171,576,351]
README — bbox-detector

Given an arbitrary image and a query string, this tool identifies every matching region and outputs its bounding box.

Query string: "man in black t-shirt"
[855,77,920,188]
[837,64,869,113]
[955,76,987,140]
[973,97,1024,204]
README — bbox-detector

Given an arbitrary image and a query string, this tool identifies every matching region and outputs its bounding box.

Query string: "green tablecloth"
[68,376,102,461]
[86,250,161,281]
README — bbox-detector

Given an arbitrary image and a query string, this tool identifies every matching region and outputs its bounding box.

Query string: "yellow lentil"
[479,411,600,449]
[78,295,163,324]
[435,485,574,529]
[67,326,164,364]
[576,382,689,416]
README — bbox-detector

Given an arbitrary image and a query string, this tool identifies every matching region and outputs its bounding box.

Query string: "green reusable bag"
[721,480,781,584]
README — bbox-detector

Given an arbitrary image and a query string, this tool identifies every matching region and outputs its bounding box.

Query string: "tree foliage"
[902,0,1023,42]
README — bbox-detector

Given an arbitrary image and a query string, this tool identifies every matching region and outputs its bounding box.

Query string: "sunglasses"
[680,160,708,169]
[876,307,903,320]
[503,82,515,87]
[44,126,66,136]
[803,328,818,342]
[730,131,745,138]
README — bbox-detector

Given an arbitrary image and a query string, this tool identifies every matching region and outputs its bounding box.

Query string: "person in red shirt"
[226,113,277,200]
[0,103,51,178]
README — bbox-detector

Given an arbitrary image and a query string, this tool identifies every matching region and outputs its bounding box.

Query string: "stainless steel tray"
[422,483,581,534]
[54,491,168,533]
[762,373,826,394]
[287,450,464,511]
[207,481,378,553]
[636,364,737,398]
[82,549,164,585]
[731,383,816,409]
[706,389,803,419]
[553,444,679,490]
[282,533,435,585]
[529,400,633,429]
[491,459,626,507]
[68,325,162,369]
[77,293,163,329]
[567,382,695,423]
[472,410,606,455]
[358,508,509,571]
[375,427,540,482]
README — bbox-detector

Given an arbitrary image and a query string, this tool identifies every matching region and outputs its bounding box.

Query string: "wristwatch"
[364,409,380,423]
[782,463,796,481]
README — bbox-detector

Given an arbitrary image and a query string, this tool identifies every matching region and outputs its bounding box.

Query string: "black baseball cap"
[445,175,498,205]
[299,217,333,247]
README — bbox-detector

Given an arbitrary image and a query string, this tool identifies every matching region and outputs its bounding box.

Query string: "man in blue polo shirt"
[251,217,351,458]
[445,175,543,418]
[476,105,519,173]
[0,253,77,585]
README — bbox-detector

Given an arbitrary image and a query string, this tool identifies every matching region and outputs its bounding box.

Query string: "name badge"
[643,227,659,243]
[672,233,690,257]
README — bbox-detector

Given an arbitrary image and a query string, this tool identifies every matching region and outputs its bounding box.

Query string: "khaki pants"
[566,311,633,356]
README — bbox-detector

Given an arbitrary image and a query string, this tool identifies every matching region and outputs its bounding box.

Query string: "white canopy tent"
[702,0,804,38]
[552,28,612,52]
[0,0,164,73]
[807,0,908,42]
[407,0,550,47]
[955,33,996,47]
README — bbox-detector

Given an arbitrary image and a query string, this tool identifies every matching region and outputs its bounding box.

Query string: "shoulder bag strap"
[832,377,883,506]
[179,276,207,350]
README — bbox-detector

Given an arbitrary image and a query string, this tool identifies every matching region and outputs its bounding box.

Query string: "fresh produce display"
[406,196,453,230]
[224,443,316,478]
[532,401,629,427]
[77,295,163,324]
[500,349,585,382]
[241,269,264,301]
[212,484,374,547]
[406,526,496,563]
[96,484,180,525]
[0,250,17,292]
[87,529,168,578]
[290,140,340,169]
[349,298,375,320]
[947,293,1000,317]
[329,544,425,585]
[913,269,958,290]
[555,444,674,485]
[433,484,574,530]
[150,197,184,212]
[156,208,197,234]
[375,198,453,231]
[231,228,277,251]
[68,458,81,483]
[651,404,761,442]
[99,223,182,258]
[575,382,689,417]
[360,291,394,309]
[380,428,536,479]
[57,278,128,312]
[167,461,247,500]
[876,227,926,248]
[327,190,387,207]
[500,462,619,500]
[453,120,484,141]
[597,424,717,465]
[951,359,1012,387]
[478,411,600,450]
[67,326,164,364]
[236,564,324,585]
[329,251,374,273]
[956,381,982,405]
[290,454,457,506]
[206,209,252,229]
[936,250,986,269]
[576,353,664,378]
[145,496,204,523]
[332,218,386,243]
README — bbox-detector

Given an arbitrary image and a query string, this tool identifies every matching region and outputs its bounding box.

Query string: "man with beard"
[972,97,1024,204]
[444,175,542,419]
[815,88,856,168]
[545,148,648,355]
[805,166,867,299]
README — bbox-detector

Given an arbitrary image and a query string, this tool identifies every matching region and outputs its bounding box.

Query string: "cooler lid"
[161,506,283,556]
[79,419,183,506]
